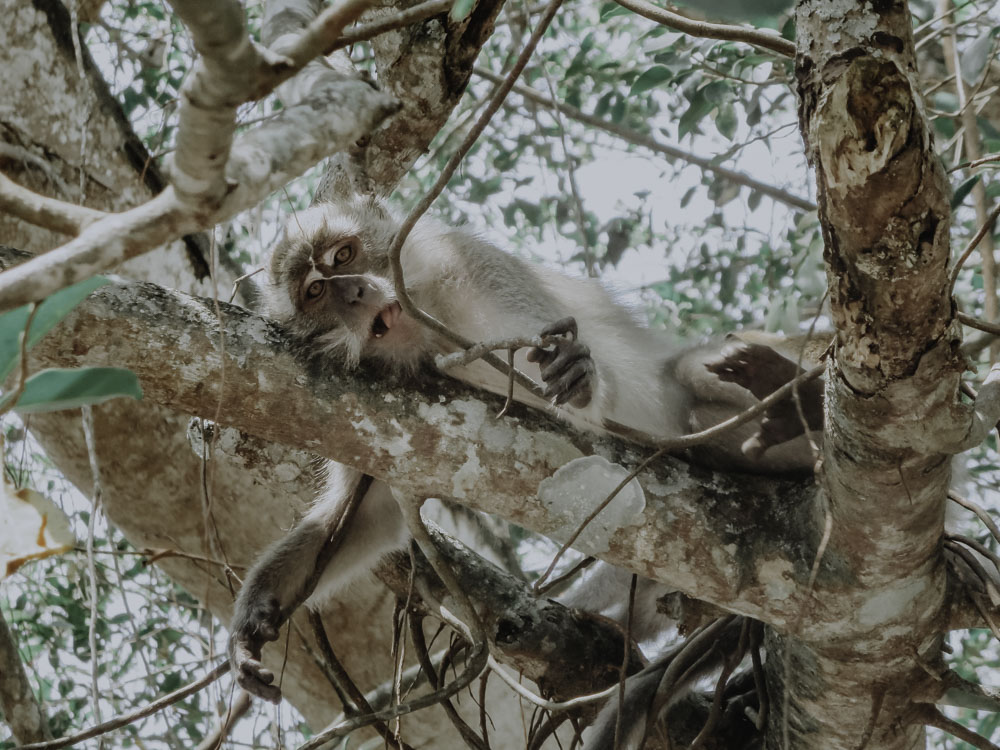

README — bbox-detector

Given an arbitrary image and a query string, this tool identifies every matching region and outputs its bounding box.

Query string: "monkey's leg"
[526,316,597,408]
[229,468,407,702]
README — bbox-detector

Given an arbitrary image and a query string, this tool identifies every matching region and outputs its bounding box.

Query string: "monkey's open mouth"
[371,302,403,339]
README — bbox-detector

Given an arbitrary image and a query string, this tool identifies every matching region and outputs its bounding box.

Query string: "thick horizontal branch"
[13,269,839,633]
[376,530,643,703]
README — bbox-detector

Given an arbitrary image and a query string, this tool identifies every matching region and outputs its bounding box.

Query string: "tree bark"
[779,1,965,747]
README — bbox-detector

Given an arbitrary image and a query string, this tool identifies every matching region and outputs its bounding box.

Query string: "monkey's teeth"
[371,302,402,340]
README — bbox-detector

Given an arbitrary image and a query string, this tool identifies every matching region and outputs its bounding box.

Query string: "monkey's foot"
[527,317,596,408]
[229,595,284,703]
[706,339,823,455]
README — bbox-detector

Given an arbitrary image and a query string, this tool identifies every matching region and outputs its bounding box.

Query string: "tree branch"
[0,81,397,312]
[0,172,105,236]
[13,265,829,630]
[613,0,795,58]
[474,66,816,213]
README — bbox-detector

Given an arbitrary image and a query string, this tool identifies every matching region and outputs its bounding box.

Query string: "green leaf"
[448,0,475,21]
[678,87,714,139]
[629,66,673,96]
[952,174,981,209]
[715,102,738,140]
[600,3,631,20]
[0,276,108,382]
[3,367,142,414]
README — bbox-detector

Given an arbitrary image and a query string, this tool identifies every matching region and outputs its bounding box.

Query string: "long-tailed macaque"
[228,195,821,702]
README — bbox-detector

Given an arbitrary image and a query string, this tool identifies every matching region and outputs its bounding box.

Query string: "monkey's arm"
[229,468,408,702]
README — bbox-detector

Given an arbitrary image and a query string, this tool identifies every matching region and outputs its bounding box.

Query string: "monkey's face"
[266,202,427,370]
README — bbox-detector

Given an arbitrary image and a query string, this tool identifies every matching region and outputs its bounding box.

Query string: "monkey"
[228,194,822,704]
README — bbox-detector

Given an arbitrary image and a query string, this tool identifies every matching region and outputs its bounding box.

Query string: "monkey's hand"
[706,339,823,458]
[229,594,284,703]
[526,317,596,408]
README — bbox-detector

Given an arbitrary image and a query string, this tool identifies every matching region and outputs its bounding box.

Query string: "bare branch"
[297,642,488,750]
[915,703,1000,750]
[14,270,821,627]
[474,67,816,213]
[949,202,1000,292]
[0,82,398,312]
[613,0,795,57]
[0,172,105,236]
[193,689,251,750]
[165,0,372,204]
[326,0,452,52]
[383,0,565,408]
[17,662,230,750]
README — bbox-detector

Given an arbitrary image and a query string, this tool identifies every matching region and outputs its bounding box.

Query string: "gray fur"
[229,197,818,707]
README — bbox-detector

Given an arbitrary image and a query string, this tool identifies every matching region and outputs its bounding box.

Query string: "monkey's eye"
[305,279,325,300]
[332,242,355,266]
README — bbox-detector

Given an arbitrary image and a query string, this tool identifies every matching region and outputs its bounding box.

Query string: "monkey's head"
[265,197,429,370]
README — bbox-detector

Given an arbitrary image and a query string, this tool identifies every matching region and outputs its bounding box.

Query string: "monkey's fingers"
[538,316,579,341]
[542,360,595,408]
[235,652,282,704]
[526,346,557,367]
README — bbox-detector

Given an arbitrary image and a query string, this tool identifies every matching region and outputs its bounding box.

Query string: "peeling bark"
[0,610,50,744]
[785,1,966,747]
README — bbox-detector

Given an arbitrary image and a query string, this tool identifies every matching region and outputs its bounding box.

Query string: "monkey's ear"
[705,339,824,457]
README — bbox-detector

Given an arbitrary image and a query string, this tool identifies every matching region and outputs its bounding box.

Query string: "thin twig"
[613,0,794,57]
[946,540,1000,605]
[959,311,1000,336]
[534,360,825,589]
[949,492,1000,549]
[296,642,489,750]
[326,0,451,53]
[227,267,263,304]
[475,67,815,213]
[478,670,493,750]
[409,616,489,750]
[496,347,516,419]
[307,611,413,749]
[384,0,565,406]
[18,662,230,750]
[628,361,827,451]
[949,202,1000,292]
[915,704,1000,750]
[486,655,620,711]
[533,555,595,597]
[533,447,666,592]
[194,689,250,750]
[688,619,750,750]
[946,533,1000,579]
[613,574,638,749]
[434,334,561,370]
